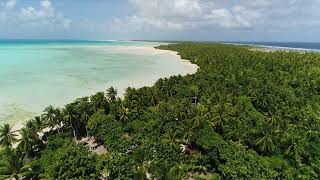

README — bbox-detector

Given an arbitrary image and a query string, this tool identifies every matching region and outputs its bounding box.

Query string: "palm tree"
[190,85,199,105]
[63,104,77,139]
[0,124,18,148]
[54,108,63,132]
[0,148,32,180]
[150,161,171,180]
[24,121,40,146]
[25,120,36,132]
[282,131,306,164]
[211,105,228,132]
[254,128,276,154]
[150,161,182,180]
[26,116,45,135]
[224,118,248,144]
[162,131,179,148]
[193,103,209,128]
[297,122,319,138]
[118,107,129,123]
[43,105,58,130]
[33,116,43,132]
[80,110,90,137]
[284,135,305,156]
[266,111,281,127]
[106,86,118,102]
[135,160,150,180]
[90,92,108,111]
[75,98,92,137]
[180,120,195,144]
[17,128,38,156]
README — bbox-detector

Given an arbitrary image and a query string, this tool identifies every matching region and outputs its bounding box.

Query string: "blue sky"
[0,0,319,42]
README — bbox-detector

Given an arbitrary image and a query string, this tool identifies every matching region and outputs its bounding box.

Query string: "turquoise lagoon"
[0,40,197,125]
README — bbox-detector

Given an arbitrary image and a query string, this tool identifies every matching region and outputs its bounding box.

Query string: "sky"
[0,0,320,42]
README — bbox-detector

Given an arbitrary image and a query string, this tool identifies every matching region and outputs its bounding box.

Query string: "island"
[0,43,319,179]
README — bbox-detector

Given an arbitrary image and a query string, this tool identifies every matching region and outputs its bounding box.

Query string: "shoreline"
[248,46,320,53]
[224,42,320,53]
[9,45,199,132]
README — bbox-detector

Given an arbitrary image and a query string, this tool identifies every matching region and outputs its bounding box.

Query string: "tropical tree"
[63,104,78,139]
[90,92,109,113]
[134,160,150,180]
[53,108,63,132]
[107,86,118,102]
[17,128,39,156]
[190,85,199,105]
[162,131,179,148]
[118,107,129,123]
[281,130,306,165]
[0,148,32,180]
[266,111,281,127]
[0,124,18,148]
[224,118,248,144]
[211,105,228,132]
[150,161,182,180]
[193,103,209,128]
[25,120,36,133]
[0,42,318,179]
[43,105,56,125]
[79,105,91,137]
[180,120,195,144]
[43,105,62,132]
[254,127,277,154]
[33,116,44,132]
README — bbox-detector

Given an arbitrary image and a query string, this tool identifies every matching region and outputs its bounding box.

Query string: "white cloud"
[114,0,255,31]
[0,0,71,30]
[18,0,69,28]
[113,0,320,32]
[129,0,204,18]
[5,0,16,10]
[113,15,184,32]
[19,5,54,22]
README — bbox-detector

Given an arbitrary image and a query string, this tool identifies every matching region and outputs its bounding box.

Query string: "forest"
[0,43,319,179]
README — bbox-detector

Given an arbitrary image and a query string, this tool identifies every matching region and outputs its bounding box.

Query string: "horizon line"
[0,38,319,44]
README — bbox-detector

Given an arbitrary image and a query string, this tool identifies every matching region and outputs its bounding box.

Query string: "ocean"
[0,40,197,125]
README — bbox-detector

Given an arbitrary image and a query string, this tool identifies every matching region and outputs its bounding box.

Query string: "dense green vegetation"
[1,43,320,179]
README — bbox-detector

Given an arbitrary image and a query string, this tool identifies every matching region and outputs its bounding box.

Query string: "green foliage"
[3,43,320,179]
[0,124,18,148]
[36,134,98,179]
[0,149,4,166]
[102,152,136,179]
[87,110,130,152]
[17,127,40,156]
[0,148,33,180]
[106,86,118,102]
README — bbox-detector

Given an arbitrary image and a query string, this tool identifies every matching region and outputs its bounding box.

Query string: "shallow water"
[0,41,196,125]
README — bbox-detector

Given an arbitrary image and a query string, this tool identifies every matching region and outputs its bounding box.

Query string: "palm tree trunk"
[70,123,76,139]
[85,126,89,137]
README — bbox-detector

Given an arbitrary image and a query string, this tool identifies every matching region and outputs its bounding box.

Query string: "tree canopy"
[1,43,320,179]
